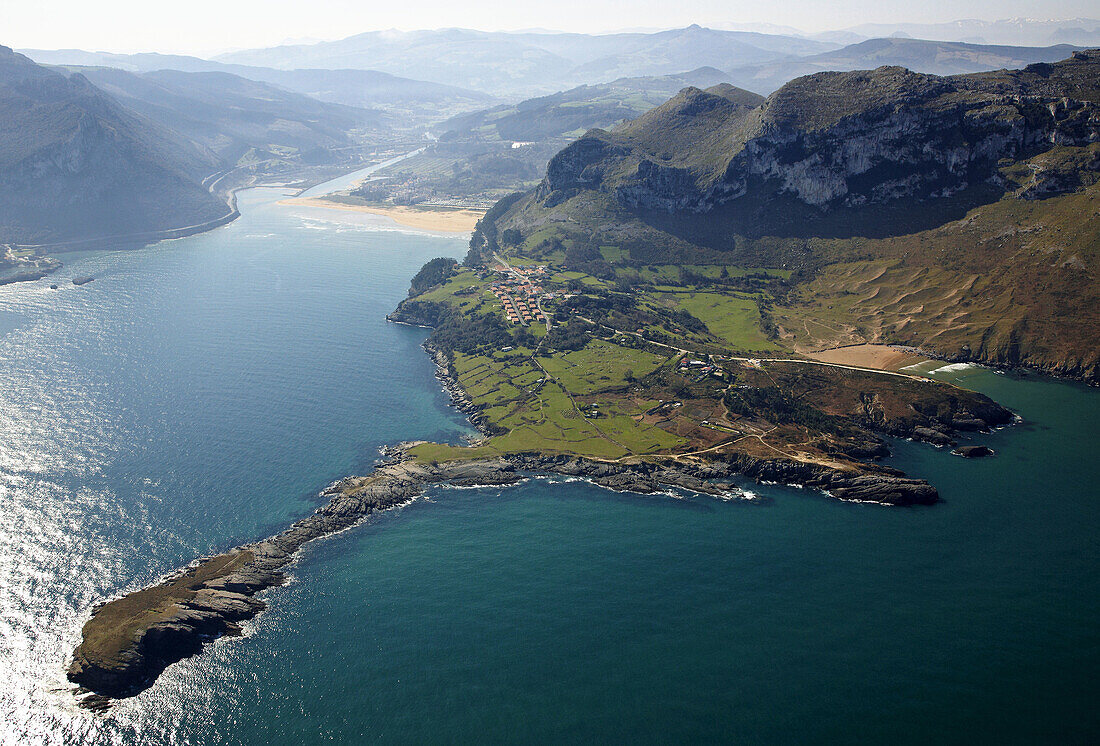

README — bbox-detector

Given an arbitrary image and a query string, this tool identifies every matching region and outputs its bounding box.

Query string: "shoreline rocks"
[952,445,994,458]
[67,449,939,702]
[424,340,504,436]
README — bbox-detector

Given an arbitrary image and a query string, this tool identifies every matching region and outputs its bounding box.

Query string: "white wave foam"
[929,362,977,374]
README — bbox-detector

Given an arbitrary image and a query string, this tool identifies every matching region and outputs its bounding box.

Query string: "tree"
[408,257,457,297]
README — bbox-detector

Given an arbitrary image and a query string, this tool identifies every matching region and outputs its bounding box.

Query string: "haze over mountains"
[823,17,1100,47]
[21,24,1096,103]
[0,46,228,246]
[5,19,1099,253]
[66,67,386,165]
[21,48,494,117]
[726,37,1082,94]
[211,26,836,95]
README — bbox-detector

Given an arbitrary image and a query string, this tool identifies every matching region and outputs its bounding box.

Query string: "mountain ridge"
[64,66,386,166]
[20,49,495,120]
[726,37,1083,94]
[211,26,837,94]
[0,46,230,247]
[474,50,1100,383]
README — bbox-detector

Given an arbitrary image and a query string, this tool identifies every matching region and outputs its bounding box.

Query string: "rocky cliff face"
[536,53,1100,215]
[701,68,1098,210]
[488,51,1100,385]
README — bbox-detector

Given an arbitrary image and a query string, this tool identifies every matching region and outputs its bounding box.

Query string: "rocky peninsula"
[67,243,1022,704]
[68,444,946,704]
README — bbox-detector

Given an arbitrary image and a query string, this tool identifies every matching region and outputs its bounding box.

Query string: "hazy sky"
[6,0,1099,55]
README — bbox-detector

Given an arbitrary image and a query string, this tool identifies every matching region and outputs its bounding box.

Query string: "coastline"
[14,191,240,256]
[67,286,1019,706]
[0,186,241,287]
[279,197,484,233]
[67,443,940,705]
[0,257,63,286]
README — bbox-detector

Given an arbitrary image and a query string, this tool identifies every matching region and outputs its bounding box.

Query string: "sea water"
[0,186,1096,744]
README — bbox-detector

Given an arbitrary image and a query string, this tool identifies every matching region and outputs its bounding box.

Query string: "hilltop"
[347,69,751,208]
[473,51,1100,383]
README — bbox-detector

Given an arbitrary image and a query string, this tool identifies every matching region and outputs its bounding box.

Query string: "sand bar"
[805,344,928,371]
[280,197,484,232]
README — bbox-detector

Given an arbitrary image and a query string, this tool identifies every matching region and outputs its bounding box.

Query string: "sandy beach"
[280,197,485,232]
[805,344,928,371]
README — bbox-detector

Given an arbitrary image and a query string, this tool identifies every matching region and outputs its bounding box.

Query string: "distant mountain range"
[825,17,1100,47]
[65,66,387,165]
[0,46,228,246]
[210,26,838,95]
[20,49,495,120]
[726,37,1082,94]
[23,27,1092,102]
[9,23,1100,255]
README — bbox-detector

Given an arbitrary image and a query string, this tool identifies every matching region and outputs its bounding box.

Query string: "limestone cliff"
[479,51,1100,383]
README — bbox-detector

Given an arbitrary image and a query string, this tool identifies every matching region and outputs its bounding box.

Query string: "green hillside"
[473,51,1100,382]
[352,71,758,207]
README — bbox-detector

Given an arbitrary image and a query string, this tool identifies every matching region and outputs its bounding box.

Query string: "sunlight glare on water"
[0,183,1096,744]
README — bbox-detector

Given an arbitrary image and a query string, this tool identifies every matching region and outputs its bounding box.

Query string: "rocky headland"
[68,443,947,704]
[0,247,61,286]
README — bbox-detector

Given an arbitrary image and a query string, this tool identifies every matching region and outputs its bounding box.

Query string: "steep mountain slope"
[727,37,1082,94]
[67,66,386,164]
[476,51,1100,382]
[0,46,228,246]
[213,27,835,95]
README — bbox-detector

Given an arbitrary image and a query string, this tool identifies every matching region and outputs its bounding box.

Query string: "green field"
[656,291,783,352]
[412,337,683,463]
[537,340,666,394]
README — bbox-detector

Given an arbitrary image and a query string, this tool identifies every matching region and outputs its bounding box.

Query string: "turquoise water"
[0,186,1096,744]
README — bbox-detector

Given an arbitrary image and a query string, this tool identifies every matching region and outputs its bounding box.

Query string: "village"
[486,262,550,326]
[480,258,735,386]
